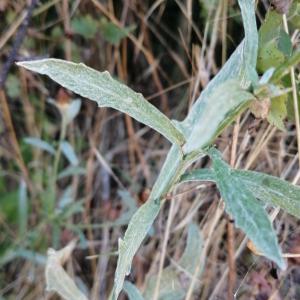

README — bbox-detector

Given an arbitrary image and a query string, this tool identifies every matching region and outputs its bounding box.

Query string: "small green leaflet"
[271,50,300,83]
[71,15,98,39]
[267,94,287,131]
[208,148,286,269]
[257,9,292,73]
[99,17,135,45]
[17,59,185,146]
[24,137,55,155]
[180,168,300,219]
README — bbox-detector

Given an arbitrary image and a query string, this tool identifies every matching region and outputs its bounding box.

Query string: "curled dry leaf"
[250,98,271,119]
[45,240,88,300]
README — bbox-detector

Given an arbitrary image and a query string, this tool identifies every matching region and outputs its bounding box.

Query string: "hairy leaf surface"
[114,199,161,299]
[183,81,253,153]
[180,0,258,153]
[208,148,285,269]
[17,59,185,146]
[181,168,300,219]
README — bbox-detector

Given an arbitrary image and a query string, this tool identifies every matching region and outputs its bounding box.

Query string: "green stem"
[50,115,67,247]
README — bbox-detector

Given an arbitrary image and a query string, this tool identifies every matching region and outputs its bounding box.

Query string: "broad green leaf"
[60,141,79,166]
[233,170,300,219]
[183,80,254,153]
[181,168,300,219]
[24,137,55,155]
[208,148,286,269]
[257,10,292,73]
[114,199,161,299]
[17,59,185,146]
[257,41,286,73]
[46,241,88,300]
[259,10,282,45]
[271,50,300,83]
[289,2,300,29]
[71,15,98,39]
[180,0,258,153]
[99,17,135,45]
[267,94,287,130]
[123,281,144,300]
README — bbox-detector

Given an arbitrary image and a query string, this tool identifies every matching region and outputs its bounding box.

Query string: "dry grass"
[0,0,300,299]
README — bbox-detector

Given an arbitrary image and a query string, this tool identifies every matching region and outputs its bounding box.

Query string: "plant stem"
[53,115,67,187]
[51,115,67,247]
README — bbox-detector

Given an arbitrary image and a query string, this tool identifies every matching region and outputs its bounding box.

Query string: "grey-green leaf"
[180,168,215,183]
[17,59,185,146]
[178,223,204,276]
[179,0,258,153]
[60,141,79,166]
[233,170,300,219]
[123,281,144,300]
[208,148,286,269]
[24,137,55,155]
[180,168,300,219]
[183,80,254,153]
[114,199,161,299]
[144,268,184,300]
[143,223,203,300]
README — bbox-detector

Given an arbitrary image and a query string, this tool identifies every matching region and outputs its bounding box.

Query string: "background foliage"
[1,0,300,299]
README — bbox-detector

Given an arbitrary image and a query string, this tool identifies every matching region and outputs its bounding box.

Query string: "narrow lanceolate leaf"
[60,141,79,166]
[180,168,300,219]
[24,137,55,155]
[208,148,286,269]
[179,0,258,153]
[17,59,185,146]
[114,199,161,299]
